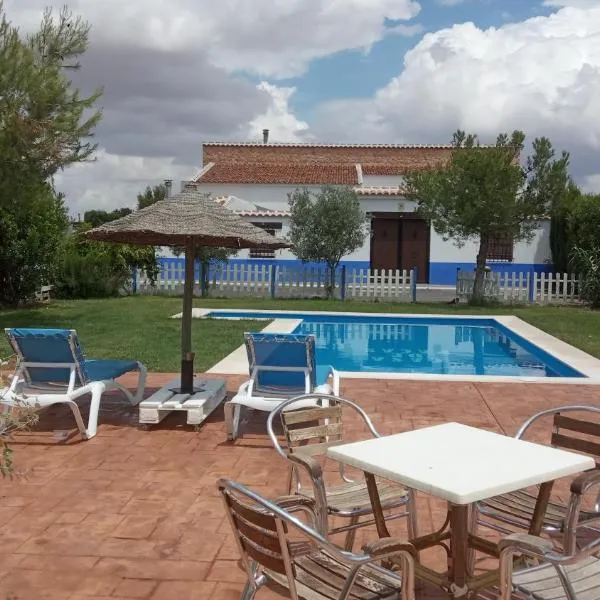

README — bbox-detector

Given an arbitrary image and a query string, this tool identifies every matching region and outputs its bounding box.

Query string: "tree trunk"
[327,263,337,299]
[200,259,210,298]
[471,235,490,304]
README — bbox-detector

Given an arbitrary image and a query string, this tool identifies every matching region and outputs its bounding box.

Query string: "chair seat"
[512,556,600,600]
[267,549,403,600]
[480,490,596,531]
[84,359,139,382]
[302,480,408,516]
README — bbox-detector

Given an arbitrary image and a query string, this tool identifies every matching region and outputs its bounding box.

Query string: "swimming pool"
[202,310,596,381]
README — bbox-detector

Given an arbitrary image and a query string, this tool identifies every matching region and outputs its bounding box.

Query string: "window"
[487,233,513,262]
[249,222,282,259]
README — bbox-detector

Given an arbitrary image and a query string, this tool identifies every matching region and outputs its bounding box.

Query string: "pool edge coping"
[181,308,600,384]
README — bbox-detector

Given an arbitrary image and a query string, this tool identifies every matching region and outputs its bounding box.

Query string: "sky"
[6,0,600,217]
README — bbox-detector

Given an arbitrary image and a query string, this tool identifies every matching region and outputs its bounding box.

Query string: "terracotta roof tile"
[196,162,359,185]
[362,164,406,176]
[203,142,456,149]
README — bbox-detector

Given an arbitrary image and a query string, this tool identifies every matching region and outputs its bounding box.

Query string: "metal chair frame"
[267,393,417,551]
[476,405,600,538]
[218,478,416,600]
[499,470,600,600]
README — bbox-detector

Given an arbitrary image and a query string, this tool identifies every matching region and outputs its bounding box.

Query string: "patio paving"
[1,373,599,599]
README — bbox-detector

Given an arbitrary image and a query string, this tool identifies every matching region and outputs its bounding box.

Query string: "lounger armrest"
[363,537,418,559]
[273,494,316,511]
[327,366,340,396]
[236,379,253,396]
[570,469,600,496]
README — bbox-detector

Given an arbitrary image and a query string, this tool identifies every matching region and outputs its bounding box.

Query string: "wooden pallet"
[139,378,226,426]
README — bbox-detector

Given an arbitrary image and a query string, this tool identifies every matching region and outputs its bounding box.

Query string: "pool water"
[206,312,583,380]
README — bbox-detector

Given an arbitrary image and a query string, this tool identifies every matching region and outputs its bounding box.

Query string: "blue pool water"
[206,312,584,379]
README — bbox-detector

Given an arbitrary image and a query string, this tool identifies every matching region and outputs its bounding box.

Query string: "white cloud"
[314,6,600,184]
[6,0,421,79]
[246,83,311,143]
[543,0,598,8]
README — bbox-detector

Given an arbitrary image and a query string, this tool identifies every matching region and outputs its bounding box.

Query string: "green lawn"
[0,297,266,372]
[0,296,599,371]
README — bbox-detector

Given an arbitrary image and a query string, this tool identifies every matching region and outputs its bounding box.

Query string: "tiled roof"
[203,142,455,149]
[196,162,360,185]
[362,164,406,176]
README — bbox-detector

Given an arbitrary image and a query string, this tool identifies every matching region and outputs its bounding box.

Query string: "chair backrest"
[244,332,316,394]
[517,406,600,467]
[551,412,600,465]
[268,394,380,459]
[219,478,325,597]
[5,328,88,386]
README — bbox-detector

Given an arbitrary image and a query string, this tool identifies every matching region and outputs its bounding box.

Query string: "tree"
[0,5,102,305]
[288,186,367,298]
[405,130,571,303]
[84,208,132,228]
[137,184,167,209]
[549,180,580,273]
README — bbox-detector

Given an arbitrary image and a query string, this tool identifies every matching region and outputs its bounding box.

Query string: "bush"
[55,250,128,298]
[570,246,600,308]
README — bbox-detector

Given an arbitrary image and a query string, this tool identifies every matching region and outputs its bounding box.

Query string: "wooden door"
[370,218,400,270]
[401,219,429,283]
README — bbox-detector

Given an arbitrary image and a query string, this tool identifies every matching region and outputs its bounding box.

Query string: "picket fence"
[456,270,581,304]
[133,264,416,302]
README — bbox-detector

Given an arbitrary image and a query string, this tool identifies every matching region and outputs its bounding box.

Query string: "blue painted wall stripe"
[156,257,553,286]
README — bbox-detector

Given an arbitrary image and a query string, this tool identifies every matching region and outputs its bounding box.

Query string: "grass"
[0,296,599,371]
[0,297,266,372]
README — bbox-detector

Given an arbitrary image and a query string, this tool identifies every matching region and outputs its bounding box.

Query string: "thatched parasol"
[85,186,290,393]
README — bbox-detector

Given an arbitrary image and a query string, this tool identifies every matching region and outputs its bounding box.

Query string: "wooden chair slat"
[287,422,343,444]
[226,493,278,531]
[233,515,282,554]
[554,415,600,438]
[283,406,342,425]
[241,538,288,575]
[290,439,347,457]
[551,433,600,458]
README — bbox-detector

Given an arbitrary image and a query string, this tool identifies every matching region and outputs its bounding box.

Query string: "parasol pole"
[180,238,196,393]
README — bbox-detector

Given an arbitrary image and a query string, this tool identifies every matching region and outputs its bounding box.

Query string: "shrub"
[570,245,600,308]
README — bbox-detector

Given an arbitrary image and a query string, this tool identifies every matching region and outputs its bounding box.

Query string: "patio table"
[327,421,595,598]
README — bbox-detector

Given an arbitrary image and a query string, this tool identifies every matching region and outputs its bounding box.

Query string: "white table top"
[327,422,596,505]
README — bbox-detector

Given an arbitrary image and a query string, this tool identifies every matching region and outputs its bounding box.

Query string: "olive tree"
[405,130,571,304]
[288,186,367,298]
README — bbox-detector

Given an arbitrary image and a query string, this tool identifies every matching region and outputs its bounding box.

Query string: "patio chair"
[475,405,600,538]
[267,394,417,551]
[218,478,416,600]
[498,470,600,600]
[225,332,340,440]
[0,328,147,440]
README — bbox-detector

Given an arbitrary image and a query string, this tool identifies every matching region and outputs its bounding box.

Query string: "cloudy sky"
[6,0,600,217]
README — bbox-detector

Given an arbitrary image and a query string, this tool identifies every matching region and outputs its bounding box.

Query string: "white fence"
[134,264,416,302]
[456,270,581,304]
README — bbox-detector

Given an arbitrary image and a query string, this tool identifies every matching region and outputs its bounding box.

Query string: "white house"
[162,135,553,285]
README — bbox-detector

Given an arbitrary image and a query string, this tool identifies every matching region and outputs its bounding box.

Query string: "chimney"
[164,179,173,198]
[262,129,269,144]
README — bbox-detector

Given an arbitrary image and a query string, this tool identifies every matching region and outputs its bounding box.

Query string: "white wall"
[429,220,552,265]
[361,175,405,187]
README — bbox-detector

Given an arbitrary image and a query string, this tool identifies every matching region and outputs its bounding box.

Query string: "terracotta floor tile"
[150,580,217,599]
[111,515,159,539]
[4,372,599,600]
[93,557,210,581]
[113,578,158,598]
